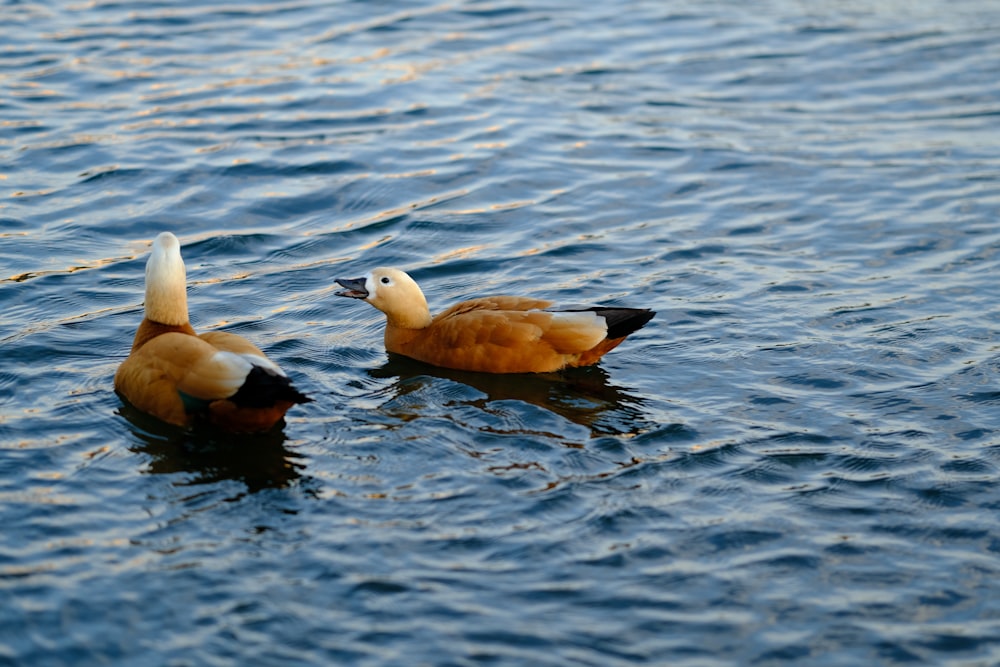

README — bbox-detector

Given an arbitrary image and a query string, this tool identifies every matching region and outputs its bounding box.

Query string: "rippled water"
[3,1,1000,664]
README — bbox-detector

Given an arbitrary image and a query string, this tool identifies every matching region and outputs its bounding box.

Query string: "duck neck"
[131,318,197,351]
[386,311,431,330]
[384,323,423,354]
[383,299,432,330]
[144,245,190,327]
[383,303,431,354]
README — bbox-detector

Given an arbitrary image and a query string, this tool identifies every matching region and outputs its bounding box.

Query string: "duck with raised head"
[115,232,311,432]
[335,267,654,374]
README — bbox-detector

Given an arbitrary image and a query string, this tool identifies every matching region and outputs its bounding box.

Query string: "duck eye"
[380,276,391,285]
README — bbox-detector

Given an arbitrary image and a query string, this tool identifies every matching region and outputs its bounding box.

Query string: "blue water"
[2,1,1000,665]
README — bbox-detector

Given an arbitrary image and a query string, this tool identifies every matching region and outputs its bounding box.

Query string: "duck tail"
[230,365,312,408]
[585,307,656,339]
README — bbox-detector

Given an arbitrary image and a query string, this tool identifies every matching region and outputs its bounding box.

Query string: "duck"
[114,232,311,432]
[335,267,654,373]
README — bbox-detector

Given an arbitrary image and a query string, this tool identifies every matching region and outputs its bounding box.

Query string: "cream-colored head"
[143,232,189,326]
[335,267,431,329]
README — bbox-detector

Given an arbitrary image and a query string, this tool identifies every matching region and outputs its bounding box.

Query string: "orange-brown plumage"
[114,232,310,431]
[335,268,654,374]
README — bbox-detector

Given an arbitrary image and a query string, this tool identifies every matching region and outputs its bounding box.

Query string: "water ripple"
[3,1,1000,665]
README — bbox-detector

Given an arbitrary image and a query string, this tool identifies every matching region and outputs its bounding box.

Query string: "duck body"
[115,232,310,432]
[335,268,654,374]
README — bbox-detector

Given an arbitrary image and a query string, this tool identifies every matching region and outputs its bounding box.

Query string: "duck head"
[335,267,431,329]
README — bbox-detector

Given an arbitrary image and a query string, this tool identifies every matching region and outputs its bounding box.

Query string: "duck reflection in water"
[119,402,307,493]
[369,353,653,439]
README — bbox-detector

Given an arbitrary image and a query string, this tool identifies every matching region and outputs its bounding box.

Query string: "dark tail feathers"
[596,307,655,339]
[230,365,312,408]
[556,306,655,339]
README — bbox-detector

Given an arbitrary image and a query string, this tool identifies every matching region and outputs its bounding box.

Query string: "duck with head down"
[335,267,654,374]
[115,232,311,432]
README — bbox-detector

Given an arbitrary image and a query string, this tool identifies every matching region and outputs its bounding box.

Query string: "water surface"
[2,1,1000,665]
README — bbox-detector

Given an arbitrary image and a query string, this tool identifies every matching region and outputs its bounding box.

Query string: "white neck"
[144,232,189,326]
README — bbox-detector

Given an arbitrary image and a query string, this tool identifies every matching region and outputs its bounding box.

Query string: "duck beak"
[335,277,369,299]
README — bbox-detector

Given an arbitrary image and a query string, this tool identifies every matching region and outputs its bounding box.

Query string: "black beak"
[335,277,369,299]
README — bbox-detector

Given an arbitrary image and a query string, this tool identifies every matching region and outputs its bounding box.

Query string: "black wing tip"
[231,365,312,408]
[281,385,313,405]
[602,307,655,339]
[547,305,655,339]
